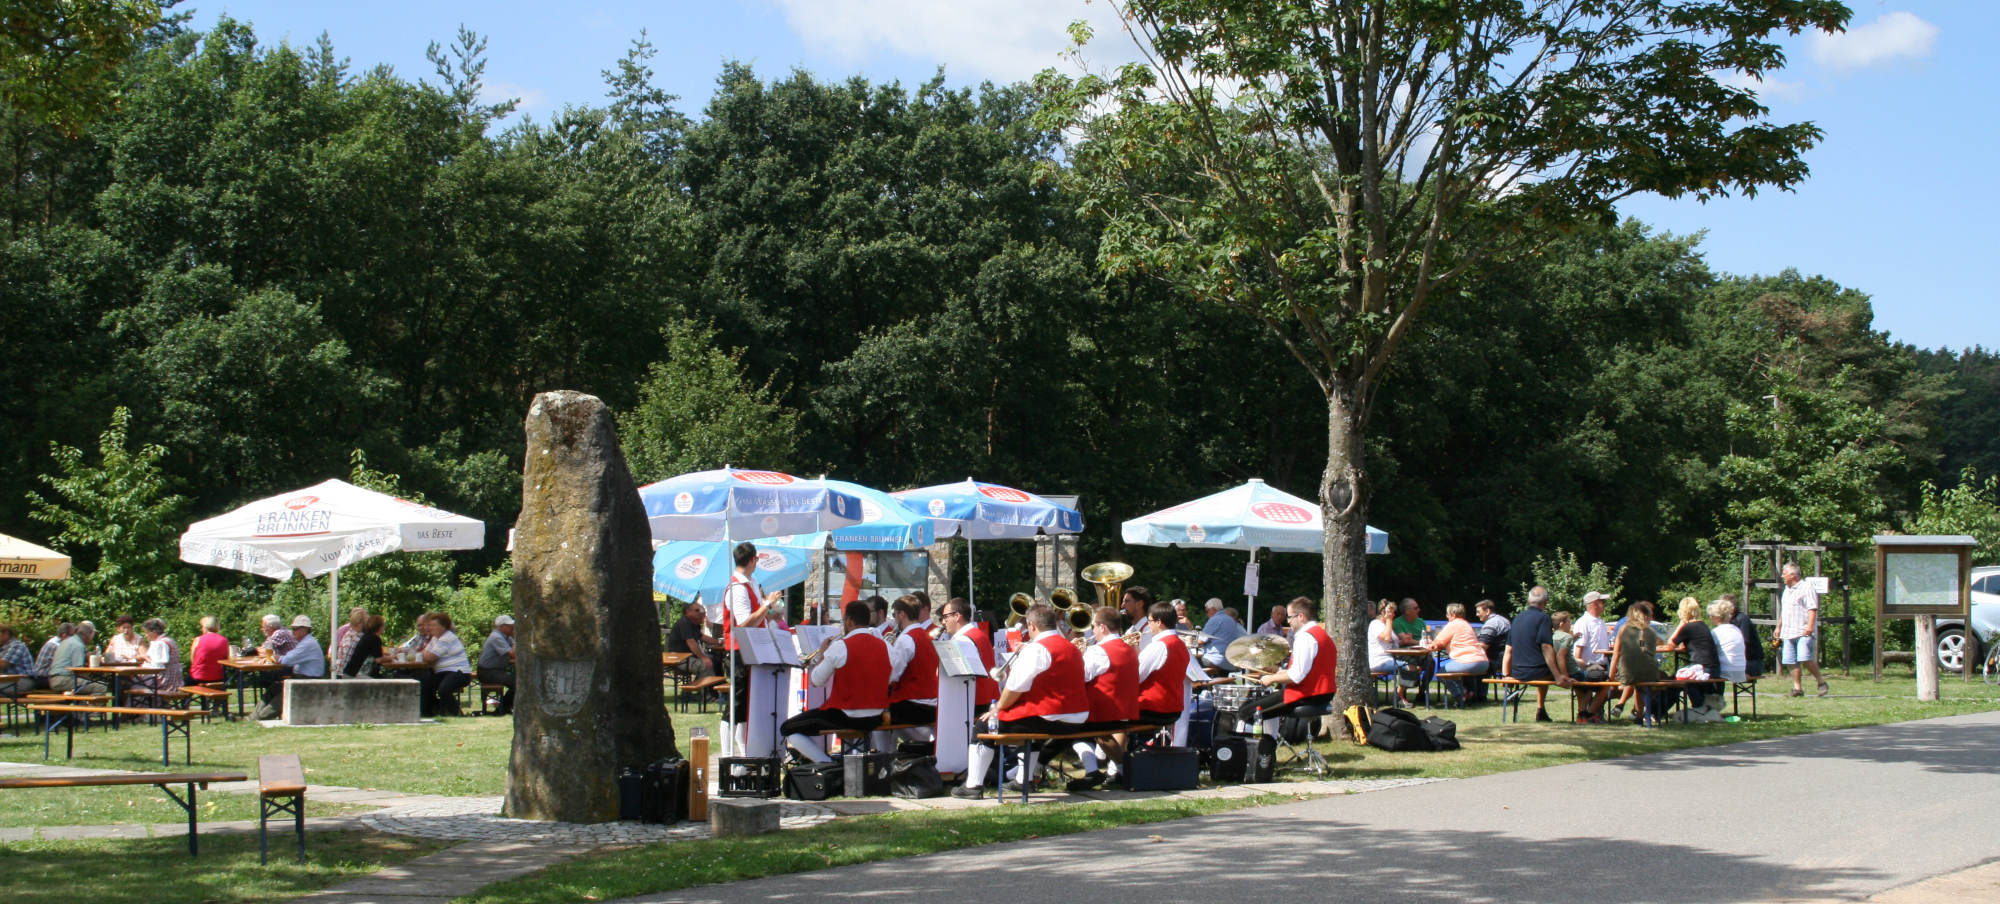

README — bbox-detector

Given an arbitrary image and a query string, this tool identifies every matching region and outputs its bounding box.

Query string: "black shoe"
[949,785,986,800]
[1002,780,1030,793]
[1535,708,1552,723]
[1065,771,1105,793]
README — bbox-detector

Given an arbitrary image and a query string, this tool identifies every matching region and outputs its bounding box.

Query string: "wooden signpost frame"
[1871,535,1976,682]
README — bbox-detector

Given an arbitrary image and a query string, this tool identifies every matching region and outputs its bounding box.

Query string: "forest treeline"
[3,14,1997,639]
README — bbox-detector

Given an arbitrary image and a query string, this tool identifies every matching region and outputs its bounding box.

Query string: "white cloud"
[1716,69,1805,103]
[768,0,1131,84]
[1809,11,1938,70]
[480,81,549,114]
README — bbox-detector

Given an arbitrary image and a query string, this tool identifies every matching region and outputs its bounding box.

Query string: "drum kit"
[1201,634,1291,716]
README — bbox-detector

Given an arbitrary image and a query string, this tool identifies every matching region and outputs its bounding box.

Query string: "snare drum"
[1209,682,1260,713]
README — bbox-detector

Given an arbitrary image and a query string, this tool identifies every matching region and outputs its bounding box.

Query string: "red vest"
[888,625,940,703]
[999,634,1088,720]
[1084,637,1139,722]
[961,623,998,705]
[823,631,891,711]
[1136,632,1189,715]
[1284,624,1339,703]
[722,572,754,652]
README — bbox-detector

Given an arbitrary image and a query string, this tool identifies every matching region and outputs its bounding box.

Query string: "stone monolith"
[504,390,675,822]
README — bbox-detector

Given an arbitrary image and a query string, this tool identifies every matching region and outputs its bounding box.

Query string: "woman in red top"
[188,616,230,684]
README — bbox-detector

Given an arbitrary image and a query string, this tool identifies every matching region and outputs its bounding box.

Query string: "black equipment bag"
[784,761,843,801]
[616,767,644,821]
[640,756,690,822]
[841,752,896,797]
[890,755,946,799]
[1366,707,1434,752]
[1208,735,1276,783]
[1127,745,1201,791]
[1186,698,1218,749]
[1421,716,1460,751]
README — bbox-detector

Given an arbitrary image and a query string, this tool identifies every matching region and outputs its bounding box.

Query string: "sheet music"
[738,626,782,665]
[935,636,984,677]
[764,624,801,666]
[793,624,841,658]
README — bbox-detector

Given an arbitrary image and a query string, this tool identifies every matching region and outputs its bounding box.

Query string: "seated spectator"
[1551,610,1579,678]
[1502,586,1572,722]
[331,607,370,680]
[253,614,297,660]
[34,622,73,689]
[1662,596,1720,715]
[341,614,385,679]
[666,603,718,678]
[257,616,325,719]
[1709,599,1748,683]
[1610,601,1664,721]
[103,615,143,664]
[1367,599,1398,678]
[189,616,229,685]
[1393,598,1427,646]
[1170,598,1195,631]
[1468,600,1510,703]
[419,612,474,717]
[0,624,35,694]
[1196,598,1247,671]
[1255,605,1288,638]
[1423,603,1489,702]
[50,622,108,695]
[1723,593,1765,677]
[137,618,184,694]
[479,615,516,716]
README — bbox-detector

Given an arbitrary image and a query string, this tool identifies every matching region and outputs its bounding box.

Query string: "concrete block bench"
[282,678,422,725]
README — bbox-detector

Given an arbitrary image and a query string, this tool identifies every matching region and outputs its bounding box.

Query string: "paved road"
[622,709,2000,904]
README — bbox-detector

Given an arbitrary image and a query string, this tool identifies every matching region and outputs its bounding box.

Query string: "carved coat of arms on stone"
[537,659,595,717]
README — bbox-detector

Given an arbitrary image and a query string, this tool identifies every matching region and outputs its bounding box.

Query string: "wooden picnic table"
[220,657,282,718]
[67,664,163,728]
[0,770,247,855]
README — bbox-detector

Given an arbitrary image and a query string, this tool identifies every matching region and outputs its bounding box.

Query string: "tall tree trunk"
[1322,381,1371,733]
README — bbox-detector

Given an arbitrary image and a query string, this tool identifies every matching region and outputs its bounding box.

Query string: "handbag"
[890,755,946,799]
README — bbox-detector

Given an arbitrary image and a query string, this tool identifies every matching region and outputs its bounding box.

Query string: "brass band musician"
[885,595,940,732]
[780,600,891,763]
[952,605,1089,800]
[1066,605,1139,792]
[1244,596,1338,734]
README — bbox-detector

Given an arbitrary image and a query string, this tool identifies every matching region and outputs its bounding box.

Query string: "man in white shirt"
[722,541,780,727]
[1778,563,1827,697]
[258,615,326,719]
[1571,592,1614,720]
[953,606,1090,800]
[781,600,891,763]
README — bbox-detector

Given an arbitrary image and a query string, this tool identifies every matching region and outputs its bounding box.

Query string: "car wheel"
[1937,627,1971,672]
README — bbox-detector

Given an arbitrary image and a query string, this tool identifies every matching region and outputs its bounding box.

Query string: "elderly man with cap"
[1196,598,1247,671]
[256,615,326,719]
[1571,591,1614,722]
[479,615,517,716]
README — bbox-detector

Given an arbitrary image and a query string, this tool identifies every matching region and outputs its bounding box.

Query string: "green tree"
[1510,548,1628,614]
[0,0,159,136]
[1039,0,1849,716]
[23,406,193,624]
[1904,467,2000,562]
[1717,363,1899,546]
[620,319,801,484]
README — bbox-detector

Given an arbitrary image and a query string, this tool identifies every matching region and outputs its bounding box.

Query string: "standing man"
[1245,596,1338,735]
[723,541,780,735]
[1500,586,1572,722]
[1779,563,1828,697]
[478,615,516,716]
[953,605,1089,800]
[1571,591,1614,721]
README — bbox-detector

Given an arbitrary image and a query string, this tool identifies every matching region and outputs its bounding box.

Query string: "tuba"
[1081,561,1134,610]
[1052,587,1092,632]
[1004,591,1034,628]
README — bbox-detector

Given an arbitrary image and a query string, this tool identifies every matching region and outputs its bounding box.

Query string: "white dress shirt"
[1285,620,1322,684]
[810,627,884,717]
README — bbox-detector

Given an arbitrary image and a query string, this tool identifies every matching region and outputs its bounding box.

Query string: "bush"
[1510,548,1627,613]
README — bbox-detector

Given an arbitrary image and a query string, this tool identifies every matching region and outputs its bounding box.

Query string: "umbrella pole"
[329,569,340,669]
[966,538,975,619]
[1245,548,1257,620]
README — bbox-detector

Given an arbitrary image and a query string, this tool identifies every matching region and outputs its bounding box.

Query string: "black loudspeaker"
[1209,735,1276,783]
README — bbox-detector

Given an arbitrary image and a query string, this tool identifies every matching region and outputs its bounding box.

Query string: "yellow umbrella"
[0,532,70,580]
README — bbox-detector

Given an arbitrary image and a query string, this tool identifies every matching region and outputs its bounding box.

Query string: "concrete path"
[284,839,599,904]
[610,709,2000,904]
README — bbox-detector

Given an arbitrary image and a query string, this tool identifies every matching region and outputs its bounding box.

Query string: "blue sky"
[193,1,1994,352]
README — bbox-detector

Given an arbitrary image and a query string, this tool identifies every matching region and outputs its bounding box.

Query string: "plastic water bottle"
[1252,706,1264,737]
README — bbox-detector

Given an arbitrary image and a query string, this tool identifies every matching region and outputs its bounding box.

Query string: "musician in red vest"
[1246,596,1339,735]
[1134,602,1191,727]
[722,542,781,726]
[941,597,997,707]
[952,605,1089,800]
[1066,605,1140,792]
[780,600,891,764]
[884,595,940,731]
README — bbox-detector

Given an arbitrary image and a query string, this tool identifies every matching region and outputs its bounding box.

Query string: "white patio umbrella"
[0,533,70,580]
[1120,478,1388,613]
[180,478,486,634]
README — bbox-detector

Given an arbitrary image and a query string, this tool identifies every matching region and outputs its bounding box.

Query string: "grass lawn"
[456,792,1313,904]
[2,832,447,904]
[0,783,379,827]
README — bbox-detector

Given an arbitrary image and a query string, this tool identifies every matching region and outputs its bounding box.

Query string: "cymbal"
[1225,635,1290,672]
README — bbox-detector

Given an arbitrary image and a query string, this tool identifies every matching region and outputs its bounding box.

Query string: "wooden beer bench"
[0,769,246,855]
[258,754,308,864]
[1482,678,1622,723]
[975,722,1152,803]
[30,703,198,766]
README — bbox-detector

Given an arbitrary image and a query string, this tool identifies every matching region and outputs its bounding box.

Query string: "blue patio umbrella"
[892,478,1083,617]
[815,478,937,550]
[652,534,819,604]
[638,467,862,542]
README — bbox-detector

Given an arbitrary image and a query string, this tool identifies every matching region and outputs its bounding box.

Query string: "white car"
[1935,566,2000,672]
